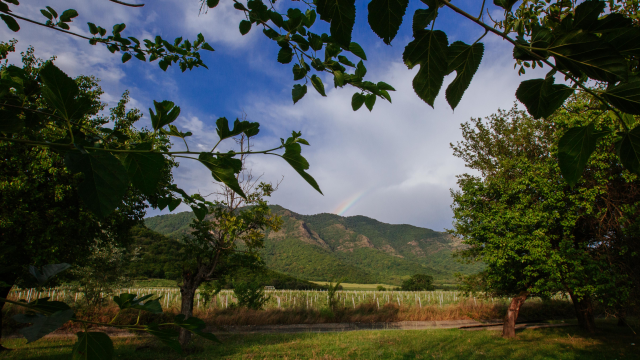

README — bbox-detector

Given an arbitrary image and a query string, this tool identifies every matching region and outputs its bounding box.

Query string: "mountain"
[144,205,482,285]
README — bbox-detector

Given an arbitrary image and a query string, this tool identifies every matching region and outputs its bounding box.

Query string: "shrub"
[233,281,270,310]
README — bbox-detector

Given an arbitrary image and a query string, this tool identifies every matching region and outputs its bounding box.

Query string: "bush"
[401,274,435,291]
[376,285,386,291]
[232,281,270,310]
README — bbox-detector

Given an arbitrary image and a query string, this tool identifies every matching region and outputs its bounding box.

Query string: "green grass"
[1,320,637,359]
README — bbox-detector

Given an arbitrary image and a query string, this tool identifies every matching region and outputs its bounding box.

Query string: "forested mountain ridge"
[144,206,482,284]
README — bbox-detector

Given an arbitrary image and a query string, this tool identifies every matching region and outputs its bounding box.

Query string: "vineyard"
[5,287,569,312]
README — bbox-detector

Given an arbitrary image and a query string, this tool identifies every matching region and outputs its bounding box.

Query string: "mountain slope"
[144,205,482,284]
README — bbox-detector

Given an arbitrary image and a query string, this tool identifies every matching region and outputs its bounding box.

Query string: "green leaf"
[315,0,356,48]
[174,314,205,331]
[549,32,627,83]
[149,100,180,131]
[122,52,132,63]
[310,75,326,96]
[364,93,376,111]
[377,81,395,91]
[239,20,251,35]
[60,9,79,23]
[145,325,181,353]
[403,30,449,107]
[603,28,640,57]
[338,55,355,67]
[292,64,307,80]
[13,310,74,343]
[292,84,307,104]
[617,126,640,175]
[351,93,365,110]
[558,124,609,186]
[65,152,130,218]
[202,42,215,51]
[28,264,70,286]
[215,117,260,140]
[355,60,367,78]
[120,145,165,197]
[113,293,163,314]
[602,79,640,115]
[191,204,208,221]
[168,197,182,211]
[46,6,58,19]
[572,0,605,31]
[368,0,409,45]
[277,46,294,64]
[87,22,98,35]
[72,332,114,360]
[412,7,437,35]
[445,41,484,110]
[493,0,518,12]
[40,62,91,121]
[27,297,72,314]
[40,9,53,20]
[207,0,220,8]
[281,143,322,194]
[515,76,574,119]
[1,14,19,32]
[348,42,367,60]
[198,153,246,198]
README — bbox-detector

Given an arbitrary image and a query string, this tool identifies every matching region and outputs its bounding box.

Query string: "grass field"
[0,320,637,359]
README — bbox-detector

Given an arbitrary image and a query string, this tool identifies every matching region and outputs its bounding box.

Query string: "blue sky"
[2,0,545,231]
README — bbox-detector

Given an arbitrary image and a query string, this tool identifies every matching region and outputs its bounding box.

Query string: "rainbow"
[332,190,368,216]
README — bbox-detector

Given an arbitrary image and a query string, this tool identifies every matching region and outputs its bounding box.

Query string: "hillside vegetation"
[144,206,482,284]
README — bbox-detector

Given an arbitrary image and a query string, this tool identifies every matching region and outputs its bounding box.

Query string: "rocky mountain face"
[144,205,481,285]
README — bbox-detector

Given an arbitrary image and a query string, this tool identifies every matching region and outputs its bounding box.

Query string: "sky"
[2,0,546,231]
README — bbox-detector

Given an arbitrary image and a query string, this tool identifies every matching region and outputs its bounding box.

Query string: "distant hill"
[144,205,482,285]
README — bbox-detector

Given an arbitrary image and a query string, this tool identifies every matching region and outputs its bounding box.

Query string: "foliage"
[400,274,435,291]
[1,264,219,357]
[2,1,640,188]
[450,98,640,327]
[232,280,270,310]
[68,240,137,311]
[0,48,148,290]
[326,279,344,311]
[376,285,386,291]
[125,226,184,280]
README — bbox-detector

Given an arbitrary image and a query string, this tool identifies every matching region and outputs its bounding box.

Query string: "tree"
[2,1,640,186]
[0,47,153,350]
[400,274,435,291]
[451,98,640,337]
[175,134,283,346]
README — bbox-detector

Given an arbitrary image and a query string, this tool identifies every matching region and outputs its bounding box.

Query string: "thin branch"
[109,0,145,7]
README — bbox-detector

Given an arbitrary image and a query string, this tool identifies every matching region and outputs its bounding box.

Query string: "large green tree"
[0,46,159,349]
[451,97,640,337]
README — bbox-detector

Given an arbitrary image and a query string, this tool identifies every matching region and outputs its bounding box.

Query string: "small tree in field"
[401,274,435,291]
[176,134,282,347]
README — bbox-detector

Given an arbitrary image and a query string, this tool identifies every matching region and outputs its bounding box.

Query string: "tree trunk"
[502,291,528,339]
[178,283,197,347]
[0,282,13,351]
[569,293,596,333]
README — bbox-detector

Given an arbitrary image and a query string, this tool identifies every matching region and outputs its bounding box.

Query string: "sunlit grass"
[1,319,637,359]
